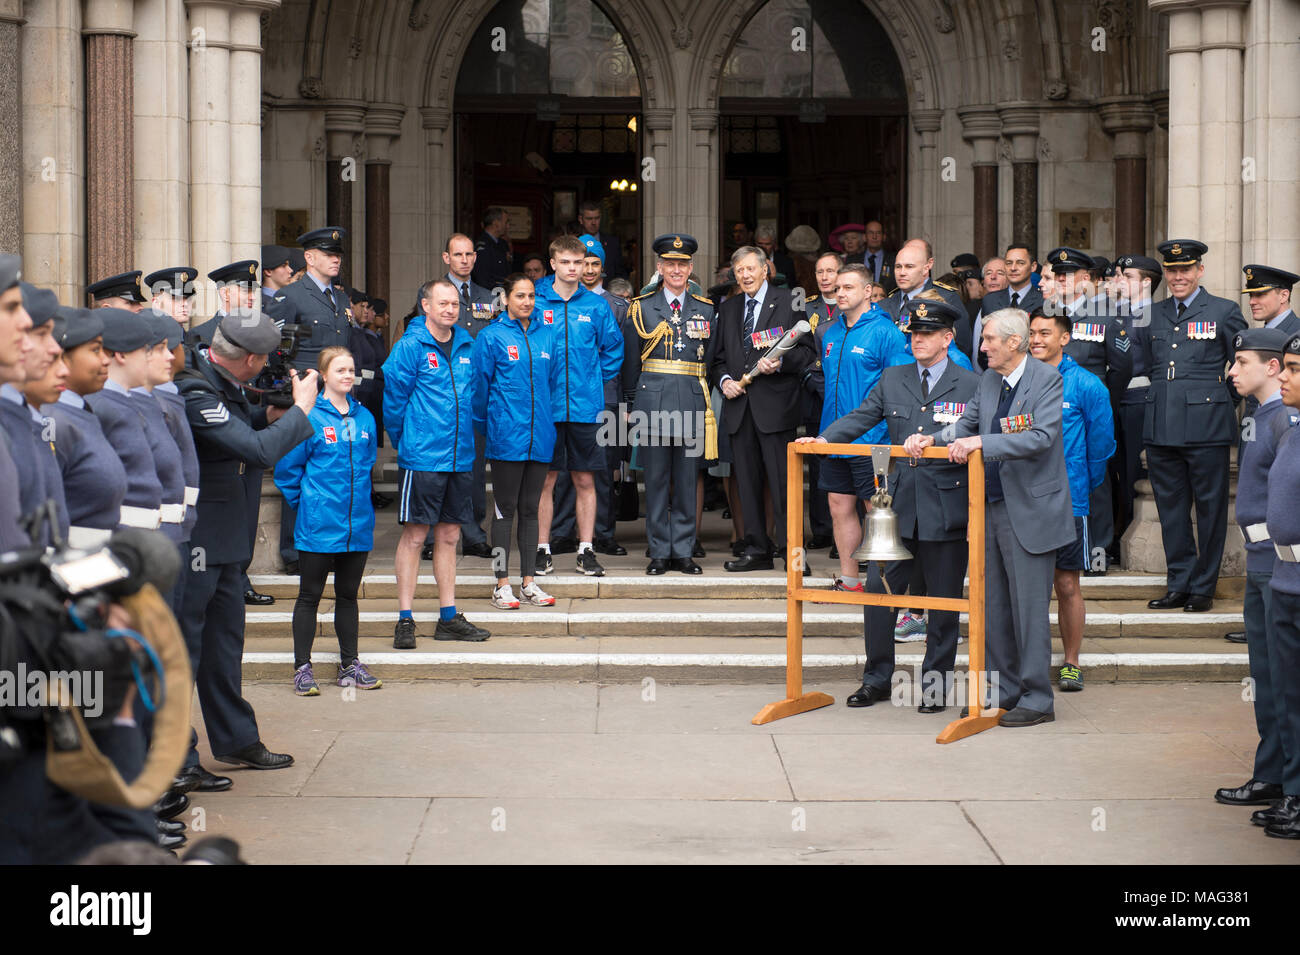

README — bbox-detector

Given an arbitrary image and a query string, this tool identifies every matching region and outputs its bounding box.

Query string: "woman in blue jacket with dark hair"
[275,346,380,696]
[471,273,558,610]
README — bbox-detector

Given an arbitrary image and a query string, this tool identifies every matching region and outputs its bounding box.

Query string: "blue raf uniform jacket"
[175,350,314,566]
[41,391,128,536]
[266,275,352,372]
[89,381,164,528]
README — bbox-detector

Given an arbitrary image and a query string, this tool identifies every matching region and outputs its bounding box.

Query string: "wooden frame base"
[752,692,835,725]
[936,708,1006,743]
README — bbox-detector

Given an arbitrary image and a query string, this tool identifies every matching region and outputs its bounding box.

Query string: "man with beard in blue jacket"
[532,235,623,577]
[384,278,491,647]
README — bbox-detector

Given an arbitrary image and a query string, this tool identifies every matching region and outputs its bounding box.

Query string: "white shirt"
[744,281,769,321]
[1002,355,1028,390]
[662,287,686,312]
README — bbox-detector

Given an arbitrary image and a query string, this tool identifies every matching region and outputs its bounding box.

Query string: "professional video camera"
[246,324,306,408]
[0,505,192,808]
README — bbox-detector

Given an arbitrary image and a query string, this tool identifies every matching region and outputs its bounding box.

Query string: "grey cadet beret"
[20,282,59,327]
[218,312,281,355]
[52,306,105,350]
[0,253,20,292]
[99,307,155,352]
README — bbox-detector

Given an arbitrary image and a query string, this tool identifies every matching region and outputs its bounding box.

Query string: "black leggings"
[294,550,369,669]
[489,459,549,579]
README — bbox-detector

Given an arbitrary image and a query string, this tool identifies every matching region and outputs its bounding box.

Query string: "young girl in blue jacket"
[274,346,381,695]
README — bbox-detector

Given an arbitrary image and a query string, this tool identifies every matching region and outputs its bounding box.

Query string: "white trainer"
[520,582,556,607]
[491,584,520,609]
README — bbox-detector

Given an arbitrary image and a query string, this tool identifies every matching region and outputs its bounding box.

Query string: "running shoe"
[831,578,865,593]
[393,617,417,649]
[338,660,382,690]
[492,584,520,609]
[521,582,556,606]
[894,612,927,643]
[433,613,491,642]
[576,549,605,577]
[1059,664,1084,692]
[293,663,320,697]
[536,549,553,575]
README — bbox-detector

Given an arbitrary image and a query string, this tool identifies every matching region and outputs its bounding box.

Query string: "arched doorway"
[453,0,644,284]
[718,0,908,258]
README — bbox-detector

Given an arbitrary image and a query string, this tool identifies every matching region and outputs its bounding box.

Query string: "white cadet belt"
[119,505,161,529]
[360,369,375,379]
[1127,376,1151,389]
[67,525,113,550]
[184,486,199,506]
[1243,523,1270,544]
[160,503,186,524]
[1275,542,1300,563]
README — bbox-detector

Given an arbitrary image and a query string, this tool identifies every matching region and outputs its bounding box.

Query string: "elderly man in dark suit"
[906,307,1076,726]
[711,245,815,570]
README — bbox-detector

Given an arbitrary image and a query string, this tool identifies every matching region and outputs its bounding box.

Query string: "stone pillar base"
[249,473,285,575]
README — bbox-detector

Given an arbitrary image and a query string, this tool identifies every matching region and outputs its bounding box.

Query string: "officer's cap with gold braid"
[1241,264,1299,294]
[207,260,260,288]
[652,233,697,260]
[1157,239,1208,267]
[901,297,961,333]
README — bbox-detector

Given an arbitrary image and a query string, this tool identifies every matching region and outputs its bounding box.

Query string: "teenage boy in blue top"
[384,278,490,647]
[815,262,911,589]
[1213,328,1299,818]
[1027,310,1116,693]
[532,234,623,577]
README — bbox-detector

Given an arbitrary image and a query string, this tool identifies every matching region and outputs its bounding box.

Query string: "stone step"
[239,634,1249,683]
[243,596,1244,640]
[248,571,1245,603]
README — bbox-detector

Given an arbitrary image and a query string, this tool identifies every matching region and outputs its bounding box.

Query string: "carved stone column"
[686,108,717,273]
[999,103,1040,255]
[420,106,452,292]
[324,102,365,285]
[910,109,942,244]
[958,106,1000,263]
[1099,97,1155,256]
[83,0,135,284]
[363,104,404,310]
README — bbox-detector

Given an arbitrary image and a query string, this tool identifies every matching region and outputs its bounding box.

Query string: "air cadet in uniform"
[1113,254,1162,545]
[267,227,351,372]
[143,266,198,333]
[802,298,981,710]
[86,270,150,311]
[131,319,188,590]
[1137,239,1247,612]
[621,233,717,574]
[1047,247,1132,570]
[1213,328,1299,813]
[175,312,317,775]
[188,260,261,348]
[1252,333,1300,838]
[265,228,350,573]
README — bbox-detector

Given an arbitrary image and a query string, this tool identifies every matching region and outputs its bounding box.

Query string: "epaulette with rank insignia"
[633,290,655,301]
[690,293,714,306]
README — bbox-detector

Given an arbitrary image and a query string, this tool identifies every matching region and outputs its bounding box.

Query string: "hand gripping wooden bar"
[751,443,1004,743]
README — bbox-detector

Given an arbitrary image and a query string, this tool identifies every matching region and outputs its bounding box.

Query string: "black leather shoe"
[420,544,434,561]
[1183,594,1213,612]
[196,765,233,792]
[595,538,627,556]
[215,741,294,771]
[918,702,947,714]
[675,558,703,575]
[1265,809,1300,839]
[730,540,746,557]
[551,536,578,555]
[157,818,186,835]
[692,539,705,559]
[998,707,1055,727]
[157,831,188,851]
[172,766,200,794]
[846,683,890,707]
[646,558,670,575]
[1224,631,1247,644]
[154,791,189,820]
[1214,777,1283,806]
[1251,795,1300,827]
[462,540,494,559]
[1148,591,1189,609]
[244,589,274,606]
[725,554,774,572]
[807,535,834,549]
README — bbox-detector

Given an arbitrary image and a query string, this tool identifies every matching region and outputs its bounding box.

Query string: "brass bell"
[851,446,912,569]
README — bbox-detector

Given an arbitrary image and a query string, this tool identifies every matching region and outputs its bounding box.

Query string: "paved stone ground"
[189,680,1299,864]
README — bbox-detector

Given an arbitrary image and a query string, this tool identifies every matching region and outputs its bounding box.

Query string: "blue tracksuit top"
[470,311,557,463]
[819,306,912,448]
[533,275,622,424]
[382,319,476,473]
[1056,353,1116,516]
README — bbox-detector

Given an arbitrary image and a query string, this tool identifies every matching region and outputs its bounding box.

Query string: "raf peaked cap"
[87,270,146,303]
[262,245,292,272]
[20,282,59,327]
[99,308,155,352]
[1234,327,1291,356]
[1157,239,1208,266]
[0,254,21,293]
[298,227,347,254]
[902,296,961,332]
[143,267,198,298]
[218,312,281,355]
[208,260,260,287]
[1045,247,1093,274]
[652,233,697,260]
[1242,264,1299,294]
[52,306,104,350]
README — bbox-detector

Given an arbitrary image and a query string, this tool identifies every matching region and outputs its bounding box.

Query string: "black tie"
[1009,291,1020,309]
[921,368,931,399]
[461,283,471,307]
[1177,301,1187,320]
[868,253,877,280]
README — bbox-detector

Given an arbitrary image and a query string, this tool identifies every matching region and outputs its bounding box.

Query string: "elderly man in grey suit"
[905,307,1076,726]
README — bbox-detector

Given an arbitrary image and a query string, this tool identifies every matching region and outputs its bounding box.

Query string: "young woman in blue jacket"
[470,274,558,609]
[274,346,381,695]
